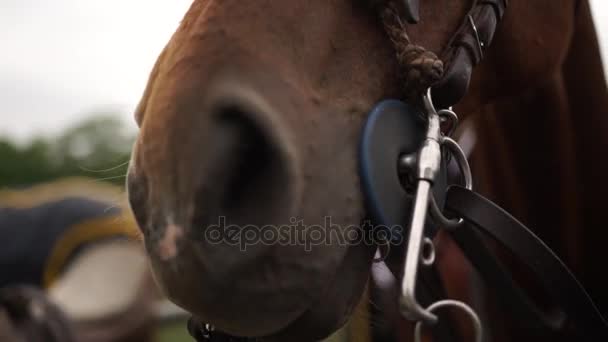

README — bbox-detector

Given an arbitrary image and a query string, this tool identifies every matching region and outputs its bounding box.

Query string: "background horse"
[0,178,158,342]
[127,0,608,340]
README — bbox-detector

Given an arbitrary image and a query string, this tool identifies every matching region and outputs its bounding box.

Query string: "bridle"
[188,0,608,341]
[372,0,507,108]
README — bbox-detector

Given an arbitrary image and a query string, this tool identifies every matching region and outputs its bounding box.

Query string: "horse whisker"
[78,160,131,173]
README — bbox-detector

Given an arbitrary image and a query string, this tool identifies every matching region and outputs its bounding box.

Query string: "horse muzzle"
[126,75,344,338]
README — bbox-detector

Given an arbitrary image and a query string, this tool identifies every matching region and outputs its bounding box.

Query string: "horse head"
[127,0,574,340]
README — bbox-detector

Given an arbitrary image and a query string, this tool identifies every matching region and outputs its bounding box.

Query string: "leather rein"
[189,0,608,341]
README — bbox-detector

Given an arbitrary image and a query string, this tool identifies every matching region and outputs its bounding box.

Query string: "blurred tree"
[0,114,134,188]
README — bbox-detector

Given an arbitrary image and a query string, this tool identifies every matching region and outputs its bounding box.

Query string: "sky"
[1,0,607,142]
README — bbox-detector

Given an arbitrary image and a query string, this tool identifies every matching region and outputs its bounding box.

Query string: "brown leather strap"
[445,186,608,340]
[432,0,508,108]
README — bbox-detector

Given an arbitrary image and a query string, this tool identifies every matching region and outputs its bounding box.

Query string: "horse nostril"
[218,107,273,213]
[195,102,296,228]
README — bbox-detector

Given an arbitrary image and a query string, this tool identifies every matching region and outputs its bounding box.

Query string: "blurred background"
[0,1,606,342]
[0,2,196,341]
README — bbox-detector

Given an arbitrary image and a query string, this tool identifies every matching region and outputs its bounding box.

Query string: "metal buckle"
[468,15,485,59]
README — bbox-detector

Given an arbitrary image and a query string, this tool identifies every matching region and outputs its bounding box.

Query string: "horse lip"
[160,234,318,338]
[223,304,313,340]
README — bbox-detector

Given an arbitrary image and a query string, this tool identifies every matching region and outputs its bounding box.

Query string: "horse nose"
[127,87,310,336]
[193,88,300,231]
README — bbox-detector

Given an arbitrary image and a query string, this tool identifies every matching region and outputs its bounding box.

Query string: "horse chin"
[266,240,375,341]
[142,227,373,340]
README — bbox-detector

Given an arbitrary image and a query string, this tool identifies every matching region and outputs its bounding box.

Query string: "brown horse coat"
[463,1,608,339]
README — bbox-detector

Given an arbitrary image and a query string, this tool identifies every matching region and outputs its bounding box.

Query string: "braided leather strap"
[372,0,508,107]
[375,2,444,101]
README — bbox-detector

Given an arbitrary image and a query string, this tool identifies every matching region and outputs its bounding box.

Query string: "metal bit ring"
[414,300,482,342]
[442,136,473,190]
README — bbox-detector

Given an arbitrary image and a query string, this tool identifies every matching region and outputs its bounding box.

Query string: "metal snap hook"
[423,88,438,115]
[400,89,443,325]
[414,300,483,342]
